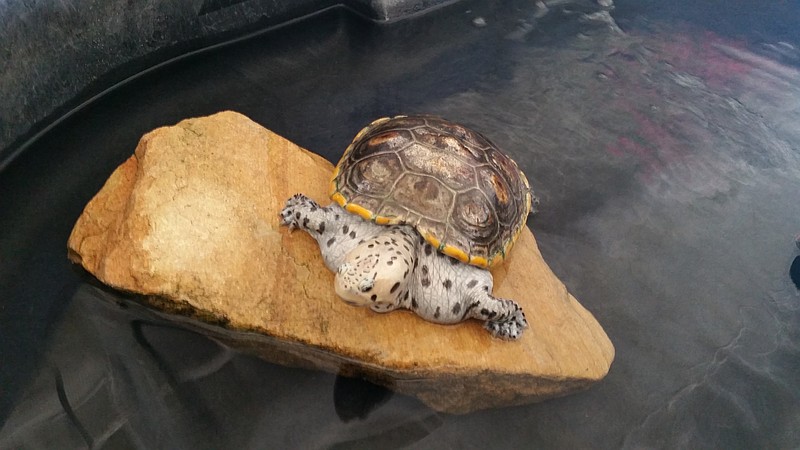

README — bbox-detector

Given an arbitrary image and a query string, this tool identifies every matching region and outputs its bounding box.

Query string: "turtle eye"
[358,276,374,292]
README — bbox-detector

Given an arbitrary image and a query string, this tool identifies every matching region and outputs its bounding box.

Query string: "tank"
[1,0,799,447]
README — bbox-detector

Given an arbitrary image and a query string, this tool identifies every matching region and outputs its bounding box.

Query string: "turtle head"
[334,234,410,309]
[334,259,379,307]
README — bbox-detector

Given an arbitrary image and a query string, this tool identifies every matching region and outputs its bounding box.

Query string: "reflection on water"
[1,0,799,448]
[0,285,439,449]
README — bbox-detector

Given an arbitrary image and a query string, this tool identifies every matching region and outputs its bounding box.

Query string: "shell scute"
[351,129,413,161]
[392,173,455,220]
[399,143,476,191]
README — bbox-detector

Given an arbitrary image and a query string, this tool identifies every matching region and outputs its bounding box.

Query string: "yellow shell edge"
[441,245,469,264]
[470,255,490,269]
[330,191,347,207]
[345,203,374,222]
[424,233,442,252]
[374,216,392,225]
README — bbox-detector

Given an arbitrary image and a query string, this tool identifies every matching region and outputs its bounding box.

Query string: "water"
[1,1,799,447]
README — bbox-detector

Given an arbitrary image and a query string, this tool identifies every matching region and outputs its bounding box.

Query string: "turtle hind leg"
[483,308,528,340]
[466,289,528,340]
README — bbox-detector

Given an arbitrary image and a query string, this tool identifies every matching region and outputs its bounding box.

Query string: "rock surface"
[67,111,614,413]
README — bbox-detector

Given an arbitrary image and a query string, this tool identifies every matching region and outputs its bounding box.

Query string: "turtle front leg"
[279,193,335,234]
[280,194,381,271]
[464,285,528,340]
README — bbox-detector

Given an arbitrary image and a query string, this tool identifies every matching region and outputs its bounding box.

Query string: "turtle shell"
[330,115,532,269]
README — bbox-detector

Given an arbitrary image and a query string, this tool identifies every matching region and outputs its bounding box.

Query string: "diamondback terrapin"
[280,115,534,339]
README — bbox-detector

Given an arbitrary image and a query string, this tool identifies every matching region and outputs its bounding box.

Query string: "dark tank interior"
[1,0,799,448]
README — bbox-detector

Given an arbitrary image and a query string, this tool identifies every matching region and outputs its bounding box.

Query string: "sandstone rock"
[68,111,614,413]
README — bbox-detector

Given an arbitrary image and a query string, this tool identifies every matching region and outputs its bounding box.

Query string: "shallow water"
[1,1,799,448]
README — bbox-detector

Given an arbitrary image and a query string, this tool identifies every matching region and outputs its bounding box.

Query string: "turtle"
[279,115,534,340]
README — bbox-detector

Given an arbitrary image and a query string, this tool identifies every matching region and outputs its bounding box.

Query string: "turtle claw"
[279,200,300,231]
[278,210,292,229]
[484,309,528,340]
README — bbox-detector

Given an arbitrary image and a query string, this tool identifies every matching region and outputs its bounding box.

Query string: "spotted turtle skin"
[330,115,533,268]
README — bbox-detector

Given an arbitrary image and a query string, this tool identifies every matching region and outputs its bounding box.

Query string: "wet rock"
[67,111,614,413]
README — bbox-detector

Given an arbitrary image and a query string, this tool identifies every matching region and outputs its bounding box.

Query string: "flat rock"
[68,111,614,413]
